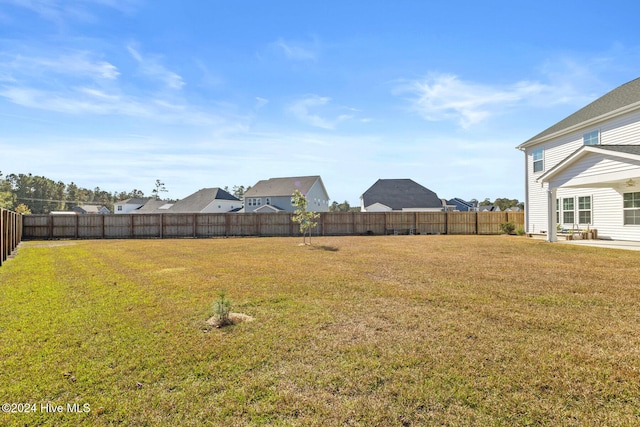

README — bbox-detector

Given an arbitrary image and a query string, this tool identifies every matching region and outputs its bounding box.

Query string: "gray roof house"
[360,179,444,212]
[243,176,330,213]
[114,197,150,214]
[131,199,174,214]
[72,205,110,214]
[167,188,241,213]
[517,76,640,241]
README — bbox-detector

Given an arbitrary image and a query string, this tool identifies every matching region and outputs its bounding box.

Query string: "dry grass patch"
[1,236,639,425]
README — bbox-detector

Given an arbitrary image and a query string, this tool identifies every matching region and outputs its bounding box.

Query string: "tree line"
[0,172,147,214]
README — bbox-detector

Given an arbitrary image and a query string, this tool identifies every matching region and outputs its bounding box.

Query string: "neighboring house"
[72,205,110,214]
[242,176,330,213]
[131,199,174,214]
[360,179,444,212]
[448,198,478,212]
[114,198,150,214]
[517,76,640,242]
[166,188,241,213]
[478,205,501,212]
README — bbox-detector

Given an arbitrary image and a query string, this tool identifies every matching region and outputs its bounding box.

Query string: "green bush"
[499,222,516,235]
[516,226,526,236]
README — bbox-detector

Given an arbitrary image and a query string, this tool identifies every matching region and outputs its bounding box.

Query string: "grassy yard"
[1,235,639,426]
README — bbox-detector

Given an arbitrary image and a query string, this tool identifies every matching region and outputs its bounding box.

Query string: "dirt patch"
[206,312,255,328]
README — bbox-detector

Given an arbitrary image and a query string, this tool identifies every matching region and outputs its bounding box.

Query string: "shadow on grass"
[310,245,340,252]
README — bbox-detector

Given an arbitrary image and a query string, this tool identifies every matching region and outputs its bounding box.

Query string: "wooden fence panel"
[416,212,447,234]
[196,214,227,237]
[354,212,386,235]
[21,211,524,240]
[447,212,477,235]
[1,209,22,266]
[51,215,77,239]
[258,213,294,236]
[477,212,508,235]
[228,214,259,236]
[132,214,162,238]
[104,215,133,238]
[78,215,105,238]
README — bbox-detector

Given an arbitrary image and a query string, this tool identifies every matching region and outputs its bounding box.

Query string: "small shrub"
[213,291,232,327]
[499,222,516,235]
[516,226,526,236]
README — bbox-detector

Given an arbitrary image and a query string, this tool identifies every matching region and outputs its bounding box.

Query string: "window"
[556,198,560,224]
[117,205,123,211]
[583,130,599,146]
[578,196,591,224]
[623,192,640,225]
[562,197,574,224]
[533,148,544,173]
[266,198,271,205]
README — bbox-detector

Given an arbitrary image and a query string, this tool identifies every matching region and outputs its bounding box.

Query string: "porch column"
[546,187,557,242]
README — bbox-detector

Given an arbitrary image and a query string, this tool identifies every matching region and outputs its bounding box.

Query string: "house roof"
[361,179,442,210]
[167,188,240,213]
[132,199,173,213]
[117,197,149,205]
[519,77,640,148]
[244,176,328,198]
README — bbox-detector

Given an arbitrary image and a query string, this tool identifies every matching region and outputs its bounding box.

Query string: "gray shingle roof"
[168,188,239,213]
[244,176,324,197]
[361,179,442,210]
[594,145,640,156]
[521,77,640,146]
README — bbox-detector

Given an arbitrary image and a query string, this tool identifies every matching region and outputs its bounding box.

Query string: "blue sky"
[2,0,640,205]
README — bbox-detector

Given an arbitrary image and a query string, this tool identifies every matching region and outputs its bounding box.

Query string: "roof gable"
[244,176,326,198]
[520,77,640,148]
[361,179,442,210]
[168,188,240,213]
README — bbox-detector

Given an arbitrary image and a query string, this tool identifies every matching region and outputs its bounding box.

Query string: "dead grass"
[1,236,640,426]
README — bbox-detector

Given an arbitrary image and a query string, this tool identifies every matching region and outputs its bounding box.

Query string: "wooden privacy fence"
[1,209,22,266]
[22,211,524,240]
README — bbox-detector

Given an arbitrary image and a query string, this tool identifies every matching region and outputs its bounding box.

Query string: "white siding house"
[518,77,640,242]
[243,176,330,213]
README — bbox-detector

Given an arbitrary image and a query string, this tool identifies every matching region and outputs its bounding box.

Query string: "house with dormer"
[517,77,640,242]
[242,176,330,213]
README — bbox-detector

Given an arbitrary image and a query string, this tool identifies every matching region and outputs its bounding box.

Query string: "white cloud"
[397,73,550,128]
[268,38,318,61]
[255,97,269,109]
[288,95,354,129]
[0,0,137,24]
[2,52,119,81]
[127,44,185,90]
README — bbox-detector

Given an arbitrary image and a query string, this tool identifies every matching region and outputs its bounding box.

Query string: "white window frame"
[578,196,592,225]
[562,197,575,225]
[533,148,544,173]
[623,192,640,225]
[583,130,599,146]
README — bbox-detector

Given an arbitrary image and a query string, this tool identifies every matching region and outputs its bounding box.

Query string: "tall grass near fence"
[0,208,22,266]
[22,211,524,240]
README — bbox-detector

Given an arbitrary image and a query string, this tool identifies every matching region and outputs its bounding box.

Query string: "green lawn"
[1,236,639,426]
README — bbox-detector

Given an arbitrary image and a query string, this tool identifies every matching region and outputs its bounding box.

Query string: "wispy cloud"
[396,73,549,128]
[3,52,120,81]
[0,0,137,25]
[127,45,185,90]
[287,95,354,129]
[267,37,319,61]
[396,68,606,129]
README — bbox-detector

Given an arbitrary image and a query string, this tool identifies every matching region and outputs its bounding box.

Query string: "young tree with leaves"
[291,189,320,245]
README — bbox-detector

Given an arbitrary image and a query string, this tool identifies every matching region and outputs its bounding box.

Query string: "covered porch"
[537,145,640,242]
